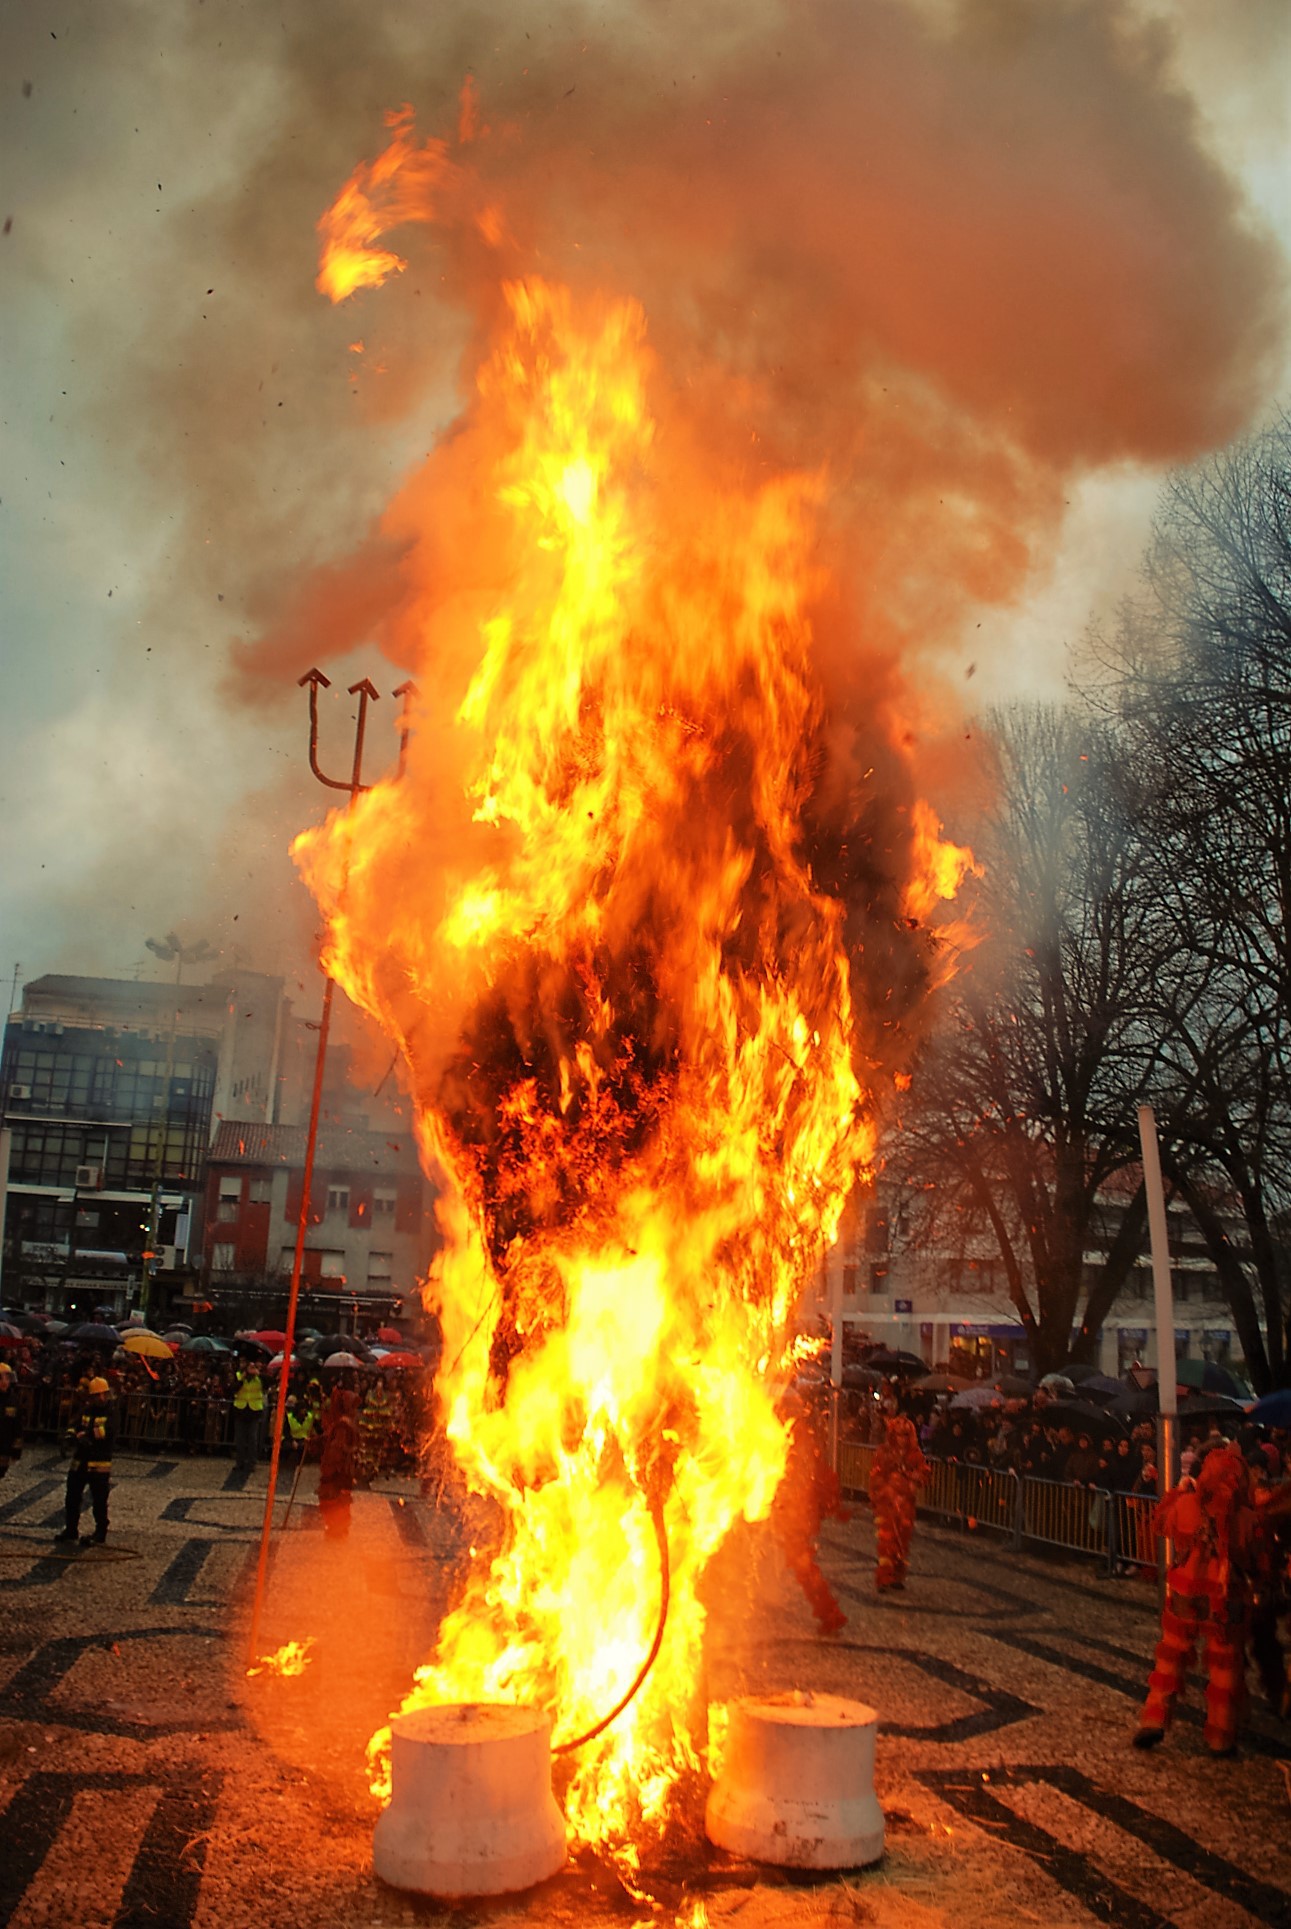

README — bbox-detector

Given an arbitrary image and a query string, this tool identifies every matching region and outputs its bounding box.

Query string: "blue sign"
[894,1298,913,1313]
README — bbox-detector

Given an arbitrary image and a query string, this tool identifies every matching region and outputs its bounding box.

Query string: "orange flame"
[247,1638,315,1679]
[295,104,973,1851]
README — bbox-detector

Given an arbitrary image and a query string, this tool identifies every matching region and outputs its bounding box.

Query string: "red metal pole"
[246,972,335,1662]
[246,973,335,1662]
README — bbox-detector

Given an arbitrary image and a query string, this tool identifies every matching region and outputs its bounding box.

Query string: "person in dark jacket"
[0,1361,23,1482]
[57,1376,114,1544]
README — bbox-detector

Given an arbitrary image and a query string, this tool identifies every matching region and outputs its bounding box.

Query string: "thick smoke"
[214,0,1283,711]
[4,0,1283,991]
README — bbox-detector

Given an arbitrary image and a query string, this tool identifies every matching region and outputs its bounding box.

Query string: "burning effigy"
[291,91,972,1862]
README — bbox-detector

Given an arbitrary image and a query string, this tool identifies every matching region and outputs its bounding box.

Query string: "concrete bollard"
[706,1691,884,1869]
[373,1703,567,1898]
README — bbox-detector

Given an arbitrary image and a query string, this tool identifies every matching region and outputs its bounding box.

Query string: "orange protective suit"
[1137,1446,1257,1755]
[773,1397,851,1634]
[869,1414,930,1591]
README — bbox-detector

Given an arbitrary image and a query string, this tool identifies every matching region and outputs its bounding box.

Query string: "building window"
[218,1176,242,1204]
[211,1242,236,1274]
[326,1185,350,1216]
[373,1187,397,1218]
[367,1251,393,1281]
[249,1175,272,1205]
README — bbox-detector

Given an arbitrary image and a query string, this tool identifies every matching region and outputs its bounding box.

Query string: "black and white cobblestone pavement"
[0,1451,1287,1929]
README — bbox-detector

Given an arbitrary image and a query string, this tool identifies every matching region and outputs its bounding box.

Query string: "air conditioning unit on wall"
[10,1084,32,1100]
[75,1165,105,1189]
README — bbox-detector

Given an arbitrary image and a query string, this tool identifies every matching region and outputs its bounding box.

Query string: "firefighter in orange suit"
[869,1408,930,1591]
[772,1386,851,1634]
[57,1376,114,1544]
[1134,1443,1257,1756]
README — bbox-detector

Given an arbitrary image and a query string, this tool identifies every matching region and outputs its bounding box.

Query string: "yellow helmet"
[88,1376,110,1395]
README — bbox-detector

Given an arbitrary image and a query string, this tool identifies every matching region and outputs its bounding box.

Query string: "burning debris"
[246,1638,315,1679]
[291,92,972,1854]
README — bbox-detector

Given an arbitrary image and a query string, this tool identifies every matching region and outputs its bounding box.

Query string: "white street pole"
[1137,1105,1177,1509]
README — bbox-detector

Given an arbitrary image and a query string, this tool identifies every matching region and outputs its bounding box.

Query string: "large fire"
[292,99,970,1851]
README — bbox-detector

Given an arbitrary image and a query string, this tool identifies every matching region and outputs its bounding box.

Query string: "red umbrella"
[378,1351,424,1370]
[377,1326,404,1345]
[251,1329,288,1350]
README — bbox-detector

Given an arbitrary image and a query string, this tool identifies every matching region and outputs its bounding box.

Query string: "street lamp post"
[137,934,214,1320]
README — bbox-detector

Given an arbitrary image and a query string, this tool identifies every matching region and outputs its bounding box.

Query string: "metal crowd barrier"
[16,1381,235,1454]
[837,1439,1152,1577]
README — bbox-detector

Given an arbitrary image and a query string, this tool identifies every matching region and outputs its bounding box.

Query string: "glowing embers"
[372,1703,566,1898]
[706,1693,884,1869]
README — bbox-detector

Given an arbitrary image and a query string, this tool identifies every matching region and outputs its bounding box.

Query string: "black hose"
[552,1491,670,1755]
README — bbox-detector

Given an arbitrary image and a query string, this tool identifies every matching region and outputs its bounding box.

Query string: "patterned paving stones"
[0,1452,1286,1927]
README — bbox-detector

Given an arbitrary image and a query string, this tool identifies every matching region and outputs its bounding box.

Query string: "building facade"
[0,970,302,1320]
[200,1122,437,1328]
[813,1179,1257,1380]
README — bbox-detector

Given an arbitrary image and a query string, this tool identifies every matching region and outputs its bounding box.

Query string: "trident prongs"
[298,667,352,793]
[299,666,415,796]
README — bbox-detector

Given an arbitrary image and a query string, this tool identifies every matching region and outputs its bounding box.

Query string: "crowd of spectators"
[841,1386,1290,1501]
[0,1321,436,1479]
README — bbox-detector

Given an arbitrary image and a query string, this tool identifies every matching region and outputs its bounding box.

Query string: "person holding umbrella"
[57,1375,114,1544]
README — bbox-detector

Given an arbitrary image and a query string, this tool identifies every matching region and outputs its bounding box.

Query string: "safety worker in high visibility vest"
[358,1377,394,1485]
[57,1376,114,1544]
[869,1405,931,1591]
[286,1394,315,1452]
[232,1361,266,1475]
[0,1360,23,1484]
[1135,1442,1258,1756]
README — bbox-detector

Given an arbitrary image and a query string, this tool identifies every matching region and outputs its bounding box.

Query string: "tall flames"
[293,103,971,1849]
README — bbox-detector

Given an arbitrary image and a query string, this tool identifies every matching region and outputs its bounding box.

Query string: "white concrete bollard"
[705,1692,884,1869]
[372,1703,567,1898]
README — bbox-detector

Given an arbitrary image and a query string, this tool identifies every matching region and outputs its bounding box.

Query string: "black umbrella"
[1080,1374,1127,1403]
[994,1373,1038,1399]
[69,1321,120,1349]
[1175,1394,1248,1426]
[1045,1398,1128,1435]
[865,1348,926,1376]
[1062,1363,1103,1385]
[912,1372,973,1394]
[232,1336,272,1358]
[309,1332,373,1362]
[841,1363,884,1390]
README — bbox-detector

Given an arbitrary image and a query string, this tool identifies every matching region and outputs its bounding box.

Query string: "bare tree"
[1110,419,1291,1388]
[897,706,1161,1376]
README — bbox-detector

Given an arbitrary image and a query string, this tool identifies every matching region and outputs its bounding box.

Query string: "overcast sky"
[2,0,1288,1004]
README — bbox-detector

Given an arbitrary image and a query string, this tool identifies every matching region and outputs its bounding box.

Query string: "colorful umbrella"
[912,1372,972,1394]
[250,1329,287,1350]
[377,1351,424,1370]
[321,1351,365,1370]
[376,1326,404,1345]
[181,1334,233,1354]
[122,1331,173,1359]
